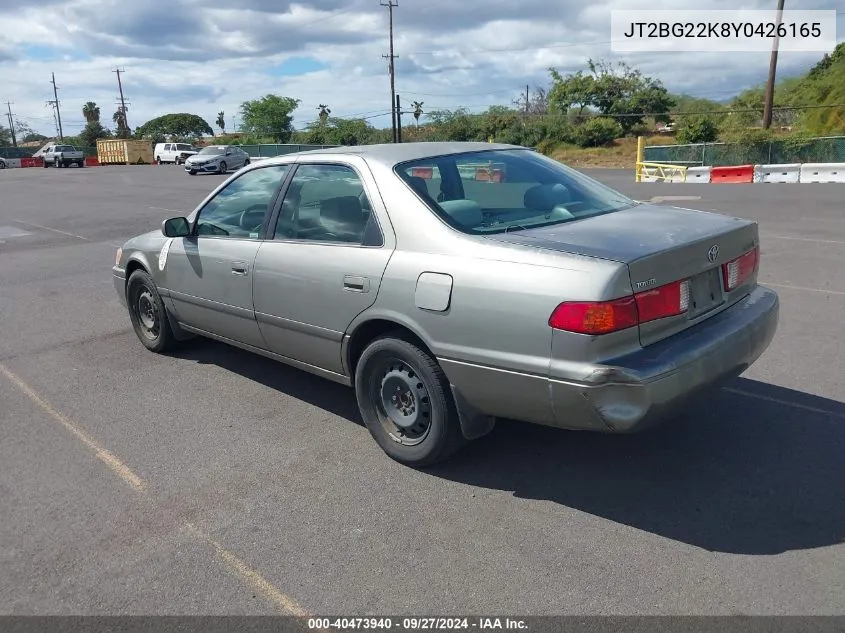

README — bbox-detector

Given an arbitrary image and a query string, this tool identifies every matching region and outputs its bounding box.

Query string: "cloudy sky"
[1,0,842,138]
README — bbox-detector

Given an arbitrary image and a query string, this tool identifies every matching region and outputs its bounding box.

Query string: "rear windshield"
[55,145,76,152]
[394,149,638,235]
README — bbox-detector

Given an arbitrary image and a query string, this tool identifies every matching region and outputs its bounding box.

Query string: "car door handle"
[231,261,249,276]
[343,275,370,293]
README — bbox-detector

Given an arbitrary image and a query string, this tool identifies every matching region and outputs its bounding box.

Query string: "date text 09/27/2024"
[307,618,528,630]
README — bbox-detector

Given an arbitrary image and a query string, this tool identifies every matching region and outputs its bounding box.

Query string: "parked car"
[155,142,199,165]
[183,145,250,175]
[0,157,6,169]
[42,144,85,168]
[113,142,779,466]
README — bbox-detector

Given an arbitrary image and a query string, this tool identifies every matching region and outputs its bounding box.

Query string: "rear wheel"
[354,334,465,467]
[218,161,227,174]
[126,269,177,353]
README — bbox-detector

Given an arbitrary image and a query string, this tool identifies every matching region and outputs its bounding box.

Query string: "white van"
[154,142,198,165]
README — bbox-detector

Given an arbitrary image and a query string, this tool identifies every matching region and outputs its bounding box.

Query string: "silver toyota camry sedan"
[113,142,779,466]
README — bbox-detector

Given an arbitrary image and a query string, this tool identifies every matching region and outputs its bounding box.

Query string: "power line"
[381,0,398,143]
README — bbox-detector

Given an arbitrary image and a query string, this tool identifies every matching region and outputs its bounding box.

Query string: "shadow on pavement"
[175,340,845,556]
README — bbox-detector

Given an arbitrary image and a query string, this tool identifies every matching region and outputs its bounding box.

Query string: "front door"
[252,160,394,375]
[160,163,292,348]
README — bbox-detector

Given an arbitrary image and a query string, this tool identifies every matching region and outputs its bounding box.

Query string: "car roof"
[263,141,529,168]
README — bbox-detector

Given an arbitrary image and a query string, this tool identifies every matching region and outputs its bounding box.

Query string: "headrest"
[524,183,570,211]
[406,175,431,199]
[320,196,363,223]
[439,199,483,228]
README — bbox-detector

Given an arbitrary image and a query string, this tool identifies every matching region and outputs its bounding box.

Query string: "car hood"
[484,203,753,264]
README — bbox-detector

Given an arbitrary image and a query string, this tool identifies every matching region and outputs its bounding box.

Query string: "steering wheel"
[238,204,267,231]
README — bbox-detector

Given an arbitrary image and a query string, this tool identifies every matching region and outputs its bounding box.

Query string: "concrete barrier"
[754,163,801,183]
[685,166,712,183]
[799,163,845,183]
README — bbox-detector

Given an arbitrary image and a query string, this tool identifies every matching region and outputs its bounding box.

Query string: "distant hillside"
[785,42,845,134]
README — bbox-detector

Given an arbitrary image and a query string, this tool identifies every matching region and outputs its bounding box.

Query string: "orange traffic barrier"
[411,167,433,179]
[85,156,100,166]
[711,165,753,183]
[475,168,503,182]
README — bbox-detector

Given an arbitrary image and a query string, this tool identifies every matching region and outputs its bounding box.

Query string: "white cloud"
[0,0,841,137]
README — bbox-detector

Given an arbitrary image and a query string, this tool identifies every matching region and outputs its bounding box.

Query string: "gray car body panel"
[115,142,779,439]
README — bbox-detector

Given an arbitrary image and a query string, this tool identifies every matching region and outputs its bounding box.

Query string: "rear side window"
[395,149,637,235]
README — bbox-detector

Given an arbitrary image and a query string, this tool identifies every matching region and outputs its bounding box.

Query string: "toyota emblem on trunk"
[707,245,720,262]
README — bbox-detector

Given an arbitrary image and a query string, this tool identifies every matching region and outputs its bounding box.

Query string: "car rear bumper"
[113,266,127,307]
[550,285,779,432]
[440,285,778,436]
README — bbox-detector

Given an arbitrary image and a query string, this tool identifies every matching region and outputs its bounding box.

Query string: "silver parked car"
[113,142,779,466]
[184,145,250,175]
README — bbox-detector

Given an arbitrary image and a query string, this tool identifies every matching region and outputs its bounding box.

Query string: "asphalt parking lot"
[1,163,843,615]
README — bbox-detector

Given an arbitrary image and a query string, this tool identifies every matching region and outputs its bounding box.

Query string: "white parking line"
[12,219,91,241]
[765,282,845,296]
[764,235,845,245]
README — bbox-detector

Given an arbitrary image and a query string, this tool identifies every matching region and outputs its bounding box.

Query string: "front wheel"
[126,269,178,353]
[188,169,197,176]
[355,334,466,467]
[218,161,227,174]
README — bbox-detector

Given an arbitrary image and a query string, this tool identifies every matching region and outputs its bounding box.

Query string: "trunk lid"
[487,203,759,346]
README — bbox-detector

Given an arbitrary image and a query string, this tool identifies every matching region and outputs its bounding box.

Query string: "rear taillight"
[549,279,691,335]
[722,246,758,291]
[548,297,638,335]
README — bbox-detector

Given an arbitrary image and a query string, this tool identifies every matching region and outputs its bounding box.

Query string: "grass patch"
[549,135,667,168]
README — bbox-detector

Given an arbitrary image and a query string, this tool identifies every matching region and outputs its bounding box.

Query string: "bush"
[573,117,622,147]
[676,116,719,144]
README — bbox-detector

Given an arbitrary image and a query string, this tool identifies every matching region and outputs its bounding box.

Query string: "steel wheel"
[135,288,161,341]
[126,269,176,353]
[355,333,467,466]
[373,358,432,446]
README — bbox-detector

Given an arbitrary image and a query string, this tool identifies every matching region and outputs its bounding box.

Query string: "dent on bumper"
[551,285,780,432]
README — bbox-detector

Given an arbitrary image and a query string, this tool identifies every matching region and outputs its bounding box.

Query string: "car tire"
[355,333,466,467]
[218,161,227,174]
[126,269,178,354]
[243,158,250,166]
[156,157,162,165]
[188,170,197,176]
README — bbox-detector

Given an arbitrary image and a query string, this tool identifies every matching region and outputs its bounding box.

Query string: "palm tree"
[113,108,128,137]
[412,101,424,126]
[317,104,331,123]
[216,111,225,134]
[82,101,101,124]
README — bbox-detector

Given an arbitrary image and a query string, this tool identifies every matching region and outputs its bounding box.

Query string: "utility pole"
[50,72,64,140]
[396,94,402,143]
[525,85,530,114]
[762,0,785,129]
[114,68,130,134]
[381,0,398,142]
[4,101,16,147]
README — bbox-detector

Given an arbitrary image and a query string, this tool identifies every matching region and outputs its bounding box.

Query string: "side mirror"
[226,150,232,155]
[162,217,190,237]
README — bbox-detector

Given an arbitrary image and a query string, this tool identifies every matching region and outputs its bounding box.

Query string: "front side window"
[199,147,224,155]
[194,165,290,238]
[395,149,638,234]
[273,163,376,245]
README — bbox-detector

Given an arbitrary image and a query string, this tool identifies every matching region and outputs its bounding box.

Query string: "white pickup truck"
[43,144,85,168]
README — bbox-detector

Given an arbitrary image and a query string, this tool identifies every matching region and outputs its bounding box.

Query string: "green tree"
[574,117,623,147]
[676,116,719,144]
[135,113,214,143]
[113,109,130,138]
[317,104,331,123]
[411,101,424,125]
[239,94,300,142]
[78,121,111,149]
[549,59,674,134]
[0,124,11,146]
[216,111,226,134]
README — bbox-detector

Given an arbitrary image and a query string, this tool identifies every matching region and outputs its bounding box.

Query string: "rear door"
[252,157,395,374]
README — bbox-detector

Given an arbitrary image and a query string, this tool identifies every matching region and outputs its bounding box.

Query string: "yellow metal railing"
[635,161,688,183]
[634,135,688,183]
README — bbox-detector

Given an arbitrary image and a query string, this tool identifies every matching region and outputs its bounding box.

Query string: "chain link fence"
[644,136,845,166]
